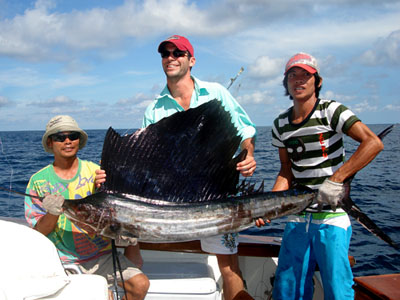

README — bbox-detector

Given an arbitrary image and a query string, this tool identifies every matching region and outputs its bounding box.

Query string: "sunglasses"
[50,132,80,142]
[160,49,188,59]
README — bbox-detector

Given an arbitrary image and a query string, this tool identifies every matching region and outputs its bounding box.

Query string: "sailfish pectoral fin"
[341,196,399,250]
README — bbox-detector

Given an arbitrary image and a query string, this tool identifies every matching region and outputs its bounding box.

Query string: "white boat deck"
[0,217,325,300]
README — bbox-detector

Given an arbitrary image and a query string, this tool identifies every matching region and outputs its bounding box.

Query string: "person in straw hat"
[25,115,149,300]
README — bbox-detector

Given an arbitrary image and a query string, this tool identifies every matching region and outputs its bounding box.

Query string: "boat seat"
[0,220,108,300]
[142,260,219,300]
[65,256,220,300]
[63,262,126,300]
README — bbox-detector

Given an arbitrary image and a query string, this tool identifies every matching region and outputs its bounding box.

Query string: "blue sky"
[0,0,399,131]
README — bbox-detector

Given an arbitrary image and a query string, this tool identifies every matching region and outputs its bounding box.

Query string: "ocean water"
[0,125,399,277]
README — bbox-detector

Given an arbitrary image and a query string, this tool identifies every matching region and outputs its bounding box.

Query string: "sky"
[0,0,399,131]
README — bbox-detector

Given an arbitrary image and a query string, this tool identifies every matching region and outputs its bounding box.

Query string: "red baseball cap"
[158,35,194,57]
[284,52,319,75]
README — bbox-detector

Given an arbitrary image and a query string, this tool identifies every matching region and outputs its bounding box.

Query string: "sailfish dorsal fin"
[100,99,244,202]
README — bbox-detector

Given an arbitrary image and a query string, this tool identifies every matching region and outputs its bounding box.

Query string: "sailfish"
[61,100,397,248]
[62,99,316,242]
[1,100,397,248]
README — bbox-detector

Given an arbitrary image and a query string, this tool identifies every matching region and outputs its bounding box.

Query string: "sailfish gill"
[61,100,316,242]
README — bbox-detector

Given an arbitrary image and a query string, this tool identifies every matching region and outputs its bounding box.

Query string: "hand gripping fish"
[61,100,316,242]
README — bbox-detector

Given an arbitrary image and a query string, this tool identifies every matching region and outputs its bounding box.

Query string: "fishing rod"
[0,185,94,202]
[0,186,43,200]
[227,67,244,90]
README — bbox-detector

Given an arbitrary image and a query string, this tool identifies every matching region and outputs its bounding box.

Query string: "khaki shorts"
[76,253,143,286]
[200,233,239,254]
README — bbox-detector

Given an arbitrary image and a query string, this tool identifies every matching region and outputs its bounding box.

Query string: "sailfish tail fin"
[341,193,399,250]
[340,124,399,250]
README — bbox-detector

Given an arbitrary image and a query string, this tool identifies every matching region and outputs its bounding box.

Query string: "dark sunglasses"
[160,49,187,59]
[50,132,80,142]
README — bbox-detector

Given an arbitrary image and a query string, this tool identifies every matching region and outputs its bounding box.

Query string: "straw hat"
[42,115,88,153]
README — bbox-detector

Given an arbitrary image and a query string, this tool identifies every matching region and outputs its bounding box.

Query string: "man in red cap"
[142,35,257,300]
[157,35,194,58]
[259,53,383,299]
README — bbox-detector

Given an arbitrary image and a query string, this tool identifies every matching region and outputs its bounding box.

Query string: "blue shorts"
[273,213,354,300]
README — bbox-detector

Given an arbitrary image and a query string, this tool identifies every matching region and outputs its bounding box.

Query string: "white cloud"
[226,11,400,63]
[237,90,275,105]
[0,68,44,88]
[350,100,379,114]
[0,95,11,107]
[51,75,102,89]
[0,68,103,93]
[2,0,399,64]
[28,95,76,107]
[360,30,400,66]
[125,70,154,76]
[1,0,400,129]
[321,90,356,103]
[384,103,400,111]
[247,56,284,79]
[116,92,151,106]
[0,0,228,62]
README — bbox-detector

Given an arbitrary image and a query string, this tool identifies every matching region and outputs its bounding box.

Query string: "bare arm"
[330,122,384,183]
[236,137,256,177]
[124,244,144,269]
[272,147,294,191]
[34,214,59,236]
[34,194,64,236]
[255,147,293,227]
